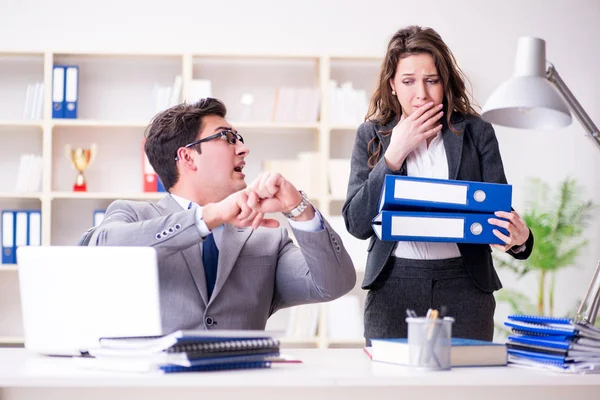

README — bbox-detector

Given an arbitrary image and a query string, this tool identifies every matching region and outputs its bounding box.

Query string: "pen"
[418,308,440,367]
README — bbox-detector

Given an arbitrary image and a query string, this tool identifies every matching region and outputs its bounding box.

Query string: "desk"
[0,348,599,400]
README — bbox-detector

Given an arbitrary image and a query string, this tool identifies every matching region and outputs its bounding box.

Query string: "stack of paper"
[76,330,281,373]
[504,315,600,373]
[15,153,43,192]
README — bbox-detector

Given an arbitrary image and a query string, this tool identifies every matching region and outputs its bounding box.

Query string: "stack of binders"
[504,315,600,373]
[77,330,281,373]
[371,175,512,244]
[504,262,600,374]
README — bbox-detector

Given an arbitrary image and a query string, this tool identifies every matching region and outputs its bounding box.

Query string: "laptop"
[16,246,163,356]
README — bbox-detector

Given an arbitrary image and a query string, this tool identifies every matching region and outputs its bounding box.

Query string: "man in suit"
[83,97,356,334]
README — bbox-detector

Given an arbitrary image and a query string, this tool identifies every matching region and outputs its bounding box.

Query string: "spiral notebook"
[80,330,281,373]
[90,337,280,360]
[97,329,280,355]
[505,315,600,339]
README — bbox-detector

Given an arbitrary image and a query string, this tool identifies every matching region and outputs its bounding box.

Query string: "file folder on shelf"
[64,66,79,119]
[1,211,15,264]
[378,175,512,213]
[28,211,41,246]
[371,210,508,244]
[52,66,65,118]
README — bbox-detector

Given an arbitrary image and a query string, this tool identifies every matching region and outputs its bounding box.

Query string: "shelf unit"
[0,50,381,349]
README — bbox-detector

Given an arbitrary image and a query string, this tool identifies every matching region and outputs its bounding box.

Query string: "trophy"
[65,143,97,192]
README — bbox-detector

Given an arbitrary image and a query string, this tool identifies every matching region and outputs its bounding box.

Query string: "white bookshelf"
[0,337,24,346]
[51,120,149,128]
[0,50,381,349]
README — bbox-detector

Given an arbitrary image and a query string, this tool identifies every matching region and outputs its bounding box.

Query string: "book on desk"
[366,338,507,367]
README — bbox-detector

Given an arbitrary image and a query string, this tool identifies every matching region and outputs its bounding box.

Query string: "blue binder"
[378,175,512,213]
[371,210,509,244]
[27,210,41,246]
[64,66,79,119]
[1,211,15,264]
[52,66,66,118]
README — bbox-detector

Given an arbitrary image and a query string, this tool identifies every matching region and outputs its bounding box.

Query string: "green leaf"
[494,177,593,317]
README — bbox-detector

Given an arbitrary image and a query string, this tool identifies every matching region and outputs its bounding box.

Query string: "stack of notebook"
[504,315,600,373]
[76,330,281,373]
[371,175,512,244]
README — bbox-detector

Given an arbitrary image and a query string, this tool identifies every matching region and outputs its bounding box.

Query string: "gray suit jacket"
[342,113,534,293]
[84,195,356,334]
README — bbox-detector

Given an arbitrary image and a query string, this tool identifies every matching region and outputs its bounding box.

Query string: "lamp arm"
[546,64,600,151]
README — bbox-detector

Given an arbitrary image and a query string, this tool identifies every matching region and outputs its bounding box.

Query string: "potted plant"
[493,177,594,320]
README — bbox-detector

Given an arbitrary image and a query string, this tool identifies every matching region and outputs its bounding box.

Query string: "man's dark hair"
[144,98,227,190]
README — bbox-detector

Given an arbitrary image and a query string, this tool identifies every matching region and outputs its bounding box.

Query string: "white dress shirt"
[170,193,323,250]
[392,132,462,260]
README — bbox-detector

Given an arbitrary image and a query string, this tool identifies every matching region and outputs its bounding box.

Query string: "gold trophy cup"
[65,144,97,192]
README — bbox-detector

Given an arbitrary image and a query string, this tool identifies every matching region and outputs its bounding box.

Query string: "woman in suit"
[342,26,534,343]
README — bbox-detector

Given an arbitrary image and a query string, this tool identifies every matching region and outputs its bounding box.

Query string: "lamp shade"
[481,37,572,130]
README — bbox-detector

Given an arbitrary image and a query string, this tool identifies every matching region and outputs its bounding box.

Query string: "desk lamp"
[481,37,599,151]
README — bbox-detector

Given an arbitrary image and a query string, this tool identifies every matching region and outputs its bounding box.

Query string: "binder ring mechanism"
[470,223,483,235]
[576,261,600,326]
[473,190,486,203]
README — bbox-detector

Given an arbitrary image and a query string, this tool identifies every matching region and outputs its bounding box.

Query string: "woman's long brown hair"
[365,26,479,168]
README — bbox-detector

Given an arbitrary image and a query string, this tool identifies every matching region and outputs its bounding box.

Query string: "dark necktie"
[188,202,218,299]
[202,233,218,299]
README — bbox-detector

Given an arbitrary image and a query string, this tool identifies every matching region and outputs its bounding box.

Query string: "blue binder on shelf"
[52,66,65,118]
[64,66,79,119]
[1,210,41,265]
[378,175,512,213]
[27,210,41,246]
[1,211,15,264]
[371,210,508,244]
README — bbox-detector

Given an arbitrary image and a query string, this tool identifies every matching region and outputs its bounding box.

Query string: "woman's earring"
[391,90,396,95]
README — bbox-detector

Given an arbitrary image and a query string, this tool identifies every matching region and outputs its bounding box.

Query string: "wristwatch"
[282,190,310,218]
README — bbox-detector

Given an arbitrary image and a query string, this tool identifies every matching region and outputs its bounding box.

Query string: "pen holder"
[406,316,454,370]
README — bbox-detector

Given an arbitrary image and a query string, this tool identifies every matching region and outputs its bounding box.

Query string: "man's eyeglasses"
[175,130,244,161]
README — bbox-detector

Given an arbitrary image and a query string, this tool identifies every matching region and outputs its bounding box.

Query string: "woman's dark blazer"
[342,113,534,293]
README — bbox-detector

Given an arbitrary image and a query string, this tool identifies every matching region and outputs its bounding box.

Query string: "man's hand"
[203,190,280,230]
[246,172,315,223]
[488,210,530,252]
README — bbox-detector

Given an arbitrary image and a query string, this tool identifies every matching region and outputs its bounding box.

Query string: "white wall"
[2,0,599,322]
